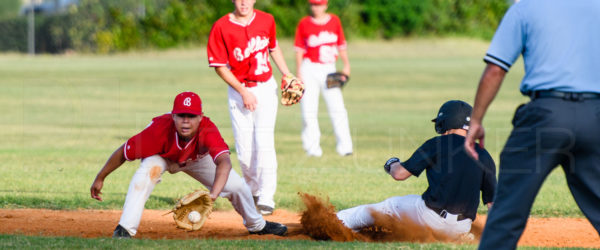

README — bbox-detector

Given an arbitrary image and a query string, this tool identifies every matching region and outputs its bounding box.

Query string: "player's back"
[418,134,496,220]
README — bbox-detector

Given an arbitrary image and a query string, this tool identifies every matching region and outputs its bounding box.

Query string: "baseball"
[188,211,201,223]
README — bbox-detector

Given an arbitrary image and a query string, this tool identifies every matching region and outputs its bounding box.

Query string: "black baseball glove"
[326,72,349,89]
[384,157,401,174]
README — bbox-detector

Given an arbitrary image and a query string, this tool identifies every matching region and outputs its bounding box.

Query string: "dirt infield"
[0,208,598,247]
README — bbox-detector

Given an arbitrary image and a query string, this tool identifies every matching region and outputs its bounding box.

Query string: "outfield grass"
[0,38,584,247]
[0,235,579,250]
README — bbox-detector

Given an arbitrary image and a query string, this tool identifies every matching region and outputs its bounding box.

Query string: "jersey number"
[254,52,270,75]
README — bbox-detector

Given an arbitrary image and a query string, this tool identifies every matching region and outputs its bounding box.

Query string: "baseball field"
[1,38,598,249]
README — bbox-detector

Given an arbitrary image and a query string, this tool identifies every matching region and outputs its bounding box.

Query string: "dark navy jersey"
[402,134,496,220]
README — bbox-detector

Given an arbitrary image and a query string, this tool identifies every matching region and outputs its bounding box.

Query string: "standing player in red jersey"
[207,0,294,215]
[90,92,288,238]
[294,0,352,157]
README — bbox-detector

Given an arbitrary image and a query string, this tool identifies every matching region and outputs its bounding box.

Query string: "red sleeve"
[335,16,347,50]
[294,19,306,53]
[202,120,230,161]
[268,15,278,51]
[207,20,228,67]
[123,120,166,161]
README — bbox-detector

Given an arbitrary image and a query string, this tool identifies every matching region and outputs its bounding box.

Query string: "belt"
[529,90,600,101]
[427,205,468,221]
[243,81,258,88]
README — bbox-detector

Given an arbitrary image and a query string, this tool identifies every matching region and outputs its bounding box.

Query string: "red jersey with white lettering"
[123,114,229,165]
[207,10,278,83]
[294,14,347,64]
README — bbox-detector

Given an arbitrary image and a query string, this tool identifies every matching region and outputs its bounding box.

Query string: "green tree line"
[0,0,509,53]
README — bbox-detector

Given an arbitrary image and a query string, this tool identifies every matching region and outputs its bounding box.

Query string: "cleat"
[112,224,131,239]
[250,221,287,236]
[257,205,274,215]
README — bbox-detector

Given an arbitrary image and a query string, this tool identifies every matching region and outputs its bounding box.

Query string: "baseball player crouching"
[90,92,287,238]
[336,100,497,240]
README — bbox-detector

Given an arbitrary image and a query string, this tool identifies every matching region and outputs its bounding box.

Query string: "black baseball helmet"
[431,100,473,134]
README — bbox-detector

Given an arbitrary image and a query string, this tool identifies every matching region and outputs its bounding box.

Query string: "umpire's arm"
[465,63,507,160]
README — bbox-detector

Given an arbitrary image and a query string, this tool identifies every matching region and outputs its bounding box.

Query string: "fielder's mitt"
[326,72,349,89]
[171,189,213,231]
[281,74,305,106]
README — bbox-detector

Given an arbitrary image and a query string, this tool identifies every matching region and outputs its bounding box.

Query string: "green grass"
[0,235,581,250]
[0,38,585,248]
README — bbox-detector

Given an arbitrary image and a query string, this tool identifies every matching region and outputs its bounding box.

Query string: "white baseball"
[188,211,201,223]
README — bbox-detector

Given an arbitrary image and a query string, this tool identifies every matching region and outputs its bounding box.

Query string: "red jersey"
[294,14,347,64]
[123,114,229,165]
[207,10,278,83]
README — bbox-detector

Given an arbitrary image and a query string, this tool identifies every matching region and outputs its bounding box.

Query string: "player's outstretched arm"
[210,153,233,201]
[384,158,412,181]
[390,162,412,181]
[269,45,291,76]
[465,63,506,160]
[214,67,257,111]
[90,144,127,201]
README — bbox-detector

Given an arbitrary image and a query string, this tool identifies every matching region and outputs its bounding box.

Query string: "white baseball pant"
[228,77,278,208]
[336,195,472,240]
[118,155,266,236]
[299,59,352,156]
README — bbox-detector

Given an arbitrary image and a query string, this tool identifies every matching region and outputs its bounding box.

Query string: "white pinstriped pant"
[336,195,472,239]
[118,155,265,236]
[299,59,352,156]
[227,77,278,208]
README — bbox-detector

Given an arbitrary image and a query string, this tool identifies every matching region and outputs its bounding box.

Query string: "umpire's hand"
[465,120,485,160]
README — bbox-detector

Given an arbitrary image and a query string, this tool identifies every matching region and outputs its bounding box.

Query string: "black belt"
[529,90,600,101]
[426,204,468,221]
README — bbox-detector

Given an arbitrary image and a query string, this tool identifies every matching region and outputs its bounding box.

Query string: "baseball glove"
[171,189,213,231]
[281,74,305,106]
[326,72,349,89]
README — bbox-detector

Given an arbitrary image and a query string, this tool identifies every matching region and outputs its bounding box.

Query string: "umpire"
[465,0,600,249]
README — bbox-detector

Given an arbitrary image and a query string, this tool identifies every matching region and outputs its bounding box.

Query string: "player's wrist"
[209,192,218,201]
[384,157,401,174]
[239,88,251,96]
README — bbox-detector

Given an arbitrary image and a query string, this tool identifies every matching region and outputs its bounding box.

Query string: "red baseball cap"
[309,0,327,4]
[172,92,203,115]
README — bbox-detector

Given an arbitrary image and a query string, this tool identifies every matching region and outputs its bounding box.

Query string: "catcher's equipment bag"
[171,189,213,231]
[326,72,349,89]
[281,74,305,106]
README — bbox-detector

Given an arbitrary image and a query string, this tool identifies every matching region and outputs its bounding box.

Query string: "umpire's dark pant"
[479,97,600,250]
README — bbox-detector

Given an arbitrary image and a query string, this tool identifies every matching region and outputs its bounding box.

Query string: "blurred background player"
[207,0,294,215]
[294,0,353,157]
[90,92,287,238]
[337,100,496,240]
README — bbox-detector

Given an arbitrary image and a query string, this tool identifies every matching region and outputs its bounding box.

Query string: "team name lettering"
[307,31,338,47]
[233,36,270,62]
